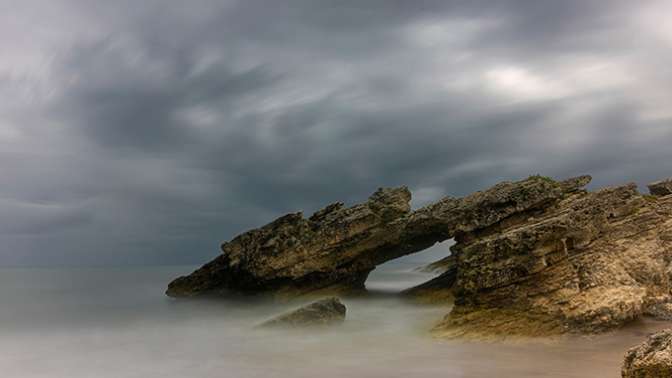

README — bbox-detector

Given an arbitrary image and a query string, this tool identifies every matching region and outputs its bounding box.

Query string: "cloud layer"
[1,0,671,265]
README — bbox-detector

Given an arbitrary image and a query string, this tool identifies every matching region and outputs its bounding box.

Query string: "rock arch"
[166,175,590,298]
[167,174,672,337]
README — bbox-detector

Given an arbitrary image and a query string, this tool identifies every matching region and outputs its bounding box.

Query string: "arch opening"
[364,239,455,293]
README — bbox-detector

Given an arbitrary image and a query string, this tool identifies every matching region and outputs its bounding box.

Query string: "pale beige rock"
[166,173,672,340]
[623,329,672,378]
[167,187,414,298]
[432,183,672,338]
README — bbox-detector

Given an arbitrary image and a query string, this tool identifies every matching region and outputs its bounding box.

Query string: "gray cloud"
[1,0,671,265]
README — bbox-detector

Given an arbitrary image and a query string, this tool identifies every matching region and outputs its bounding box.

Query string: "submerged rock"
[258,297,346,328]
[622,329,672,378]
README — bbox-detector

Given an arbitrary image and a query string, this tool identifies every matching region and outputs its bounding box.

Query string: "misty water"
[3,258,671,377]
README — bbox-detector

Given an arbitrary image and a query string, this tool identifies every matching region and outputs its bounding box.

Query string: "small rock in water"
[622,329,672,377]
[258,297,346,328]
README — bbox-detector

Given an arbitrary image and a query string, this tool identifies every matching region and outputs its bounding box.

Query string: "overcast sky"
[1,0,671,266]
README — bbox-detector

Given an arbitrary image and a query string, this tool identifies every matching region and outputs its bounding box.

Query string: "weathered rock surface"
[645,303,672,321]
[168,173,672,339]
[622,329,672,378]
[649,179,672,197]
[168,175,588,298]
[257,297,346,328]
[167,187,414,298]
[433,179,672,339]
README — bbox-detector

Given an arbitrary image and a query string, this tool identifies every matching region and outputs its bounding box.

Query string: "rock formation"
[622,329,672,378]
[432,179,672,339]
[167,175,588,298]
[167,187,415,298]
[649,179,672,197]
[257,297,346,328]
[167,173,672,338]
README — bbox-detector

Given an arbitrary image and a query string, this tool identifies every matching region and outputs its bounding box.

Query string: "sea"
[1,248,669,377]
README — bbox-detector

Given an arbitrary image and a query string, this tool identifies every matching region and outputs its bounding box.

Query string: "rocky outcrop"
[649,179,672,197]
[432,180,672,339]
[167,173,672,339]
[257,297,346,328]
[167,175,588,298]
[167,187,415,298]
[622,329,672,377]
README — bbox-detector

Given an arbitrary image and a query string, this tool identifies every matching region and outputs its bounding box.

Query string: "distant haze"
[1,0,671,265]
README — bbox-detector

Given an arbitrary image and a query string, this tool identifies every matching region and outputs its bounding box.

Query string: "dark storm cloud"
[1,0,670,265]
[55,40,280,149]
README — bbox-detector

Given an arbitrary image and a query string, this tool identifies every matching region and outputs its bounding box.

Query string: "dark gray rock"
[258,297,346,328]
[649,179,672,197]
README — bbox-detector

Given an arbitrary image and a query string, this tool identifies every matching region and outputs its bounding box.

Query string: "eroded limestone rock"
[622,329,672,378]
[167,173,672,339]
[167,187,413,298]
[432,180,672,339]
[168,175,587,299]
[257,297,346,328]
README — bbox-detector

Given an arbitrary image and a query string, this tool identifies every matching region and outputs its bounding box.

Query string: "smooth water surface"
[1,263,669,378]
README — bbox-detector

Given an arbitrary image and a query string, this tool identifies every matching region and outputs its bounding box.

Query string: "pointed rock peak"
[367,186,412,219]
